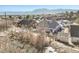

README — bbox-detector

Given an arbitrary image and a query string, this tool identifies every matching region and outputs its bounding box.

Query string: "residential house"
[36,19,64,34]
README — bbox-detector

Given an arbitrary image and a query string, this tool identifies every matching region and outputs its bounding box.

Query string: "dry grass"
[0,20,79,53]
[0,20,13,32]
[0,28,79,53]
[8,30,52,52]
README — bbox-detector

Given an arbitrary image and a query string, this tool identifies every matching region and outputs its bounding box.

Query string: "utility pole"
[5,12,7,31]
[5,12,6,19]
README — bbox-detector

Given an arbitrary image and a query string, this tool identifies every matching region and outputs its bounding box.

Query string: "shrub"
[8,31,52,52]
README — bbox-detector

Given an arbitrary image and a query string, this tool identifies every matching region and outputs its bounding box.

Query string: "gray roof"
[38,20,61,30]
[17,19,36,26]
[38,20,59,29]
[47,20,59,29]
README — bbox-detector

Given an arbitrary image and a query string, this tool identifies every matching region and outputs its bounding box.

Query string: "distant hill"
[31,9,77,14]
[0,9,78,15]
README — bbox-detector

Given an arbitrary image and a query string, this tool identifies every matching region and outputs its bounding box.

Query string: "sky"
[0,5,79,12]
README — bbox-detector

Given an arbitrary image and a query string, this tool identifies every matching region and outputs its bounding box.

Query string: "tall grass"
[0,20,14,32]
[8,30,52,52]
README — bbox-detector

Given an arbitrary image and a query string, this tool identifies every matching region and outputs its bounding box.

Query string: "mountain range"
[0,9,78,15]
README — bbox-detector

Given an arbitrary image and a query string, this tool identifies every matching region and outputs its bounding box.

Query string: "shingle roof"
[47,20,59,29]
[37,20,59,29]
[17,19,35,26]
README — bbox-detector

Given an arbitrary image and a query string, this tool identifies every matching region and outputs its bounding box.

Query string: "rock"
[43,46,57,53]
